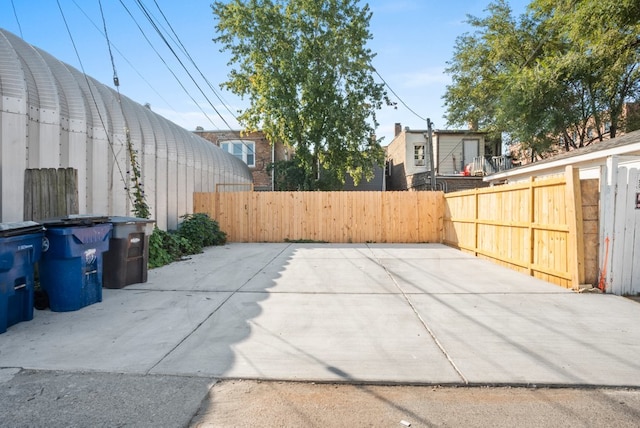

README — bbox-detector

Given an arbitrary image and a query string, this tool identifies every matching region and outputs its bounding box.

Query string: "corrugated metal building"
[0,29,252,230]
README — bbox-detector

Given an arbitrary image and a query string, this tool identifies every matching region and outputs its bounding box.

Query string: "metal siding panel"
[0,28,253,228]
[172,126,189,218]
[94,84,127,216]
[0,31,27,104]
[0,111,27,221]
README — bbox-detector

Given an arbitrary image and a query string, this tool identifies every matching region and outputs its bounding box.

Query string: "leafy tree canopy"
[212,0,391,190]
[443,0,640,160]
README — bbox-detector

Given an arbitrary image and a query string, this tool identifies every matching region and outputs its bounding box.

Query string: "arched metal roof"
[0,28,252,229]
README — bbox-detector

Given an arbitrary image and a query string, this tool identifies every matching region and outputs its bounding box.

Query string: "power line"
[117,0,221,129]
[149,0,238,122]
[10,0,23,38]
[98,0,119,88]
[69,0,178,112]
[131,0,235,131]
[56,0,132,208]
[374,68,427,122]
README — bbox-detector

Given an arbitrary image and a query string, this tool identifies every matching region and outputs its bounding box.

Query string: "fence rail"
[443,166,585,289]
[194,191,444,243]
[194,166,590,290]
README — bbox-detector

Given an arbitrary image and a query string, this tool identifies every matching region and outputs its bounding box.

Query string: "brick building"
[194,129,290,191]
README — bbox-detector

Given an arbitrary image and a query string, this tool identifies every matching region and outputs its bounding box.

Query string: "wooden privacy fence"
[194,191,444,243]
[443,166,587,289]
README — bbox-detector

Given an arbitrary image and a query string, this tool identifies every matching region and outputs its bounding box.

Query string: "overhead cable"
[131,0,235,131]
[56,0,132,208]
[117,0,220,129]
[70,0,178,112]
[374,68,427,122]
[10,0,23,38]
[150,0,238,121]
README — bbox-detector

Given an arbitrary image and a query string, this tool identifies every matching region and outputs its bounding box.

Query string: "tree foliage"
[212,0,390,189]
[443,0,640,160]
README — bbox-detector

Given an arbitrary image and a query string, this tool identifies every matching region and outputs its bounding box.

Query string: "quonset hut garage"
[0,29,252,230]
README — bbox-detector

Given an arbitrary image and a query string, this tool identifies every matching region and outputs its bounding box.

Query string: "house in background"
[195,129,290,191]
[385,123,500,192]
[342,165,386,191]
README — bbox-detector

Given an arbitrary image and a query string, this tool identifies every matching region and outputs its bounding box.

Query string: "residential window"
[414,145,425,166]
[220,140,255,167]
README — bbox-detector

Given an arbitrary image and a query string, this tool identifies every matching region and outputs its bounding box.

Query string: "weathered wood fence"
[443,166,594,289]
[24,168,79,221]
[194,191,444,243]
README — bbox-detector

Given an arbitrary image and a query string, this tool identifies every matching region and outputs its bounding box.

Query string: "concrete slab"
[377,253,569,294]
[0,289,231,373]
[241,248,399,294]
[150,292,462,383]
[410,293,640,386]
[1,242,639,390]
[135,243,291,292]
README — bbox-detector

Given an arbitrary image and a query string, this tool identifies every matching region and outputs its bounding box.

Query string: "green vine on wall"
[125,128,150,219]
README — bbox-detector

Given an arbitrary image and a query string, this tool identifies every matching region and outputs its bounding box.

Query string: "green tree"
[212,0,389,189]
[531,0,640,140]
[444,0,640,160]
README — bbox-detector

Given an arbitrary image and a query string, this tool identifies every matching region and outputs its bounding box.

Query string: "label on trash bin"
[85,248,97,264]
[130,237,141,244]
[42,237,50,252]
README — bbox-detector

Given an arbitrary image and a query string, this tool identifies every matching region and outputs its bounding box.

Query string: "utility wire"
[131,0,235,131]
[150,0,238,122]
[69,0,177,111]
[99,0,149,217]
[98,0,119,88]
[117,0,220,129]
[56,0,131,205]
[10,0,23,38]
[374,68,427,122]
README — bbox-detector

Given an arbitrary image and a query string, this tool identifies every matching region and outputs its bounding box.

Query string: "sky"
[0,0,529,146]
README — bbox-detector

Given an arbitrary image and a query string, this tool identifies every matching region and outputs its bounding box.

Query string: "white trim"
[486,141,640,183]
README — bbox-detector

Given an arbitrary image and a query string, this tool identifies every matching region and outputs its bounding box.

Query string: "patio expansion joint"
[366,244,469,384]
[144,244,294,375]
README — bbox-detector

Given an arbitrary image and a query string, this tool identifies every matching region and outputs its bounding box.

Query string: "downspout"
[271,142,275,191]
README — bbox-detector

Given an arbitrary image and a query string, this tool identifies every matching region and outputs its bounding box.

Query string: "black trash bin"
[0,221,44,333]
[103,217,155,289]
[39,215,112,312]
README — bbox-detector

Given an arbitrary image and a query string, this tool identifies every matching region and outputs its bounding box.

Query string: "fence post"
[473,189,479,255]
[528,177,535,276]
[565,166,585,288]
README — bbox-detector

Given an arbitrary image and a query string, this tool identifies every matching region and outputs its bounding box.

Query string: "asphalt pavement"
[1,243,640,427]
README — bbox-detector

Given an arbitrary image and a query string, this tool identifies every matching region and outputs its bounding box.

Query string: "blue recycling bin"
[39,218,112,312]
[0,222,44,334]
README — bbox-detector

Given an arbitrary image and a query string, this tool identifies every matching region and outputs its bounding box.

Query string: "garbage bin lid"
[109,216,156,225]
[0,221,44,237]
[40,215,110,227]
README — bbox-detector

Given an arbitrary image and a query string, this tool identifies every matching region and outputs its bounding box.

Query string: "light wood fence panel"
[444,167,586,289]
[194,191,444,244]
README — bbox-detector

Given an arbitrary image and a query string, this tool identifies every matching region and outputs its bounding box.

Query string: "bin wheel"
[34,289,49,310]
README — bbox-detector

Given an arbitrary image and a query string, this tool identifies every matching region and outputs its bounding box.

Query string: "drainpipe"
[427,118,436,191]
[271,141,275,191]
